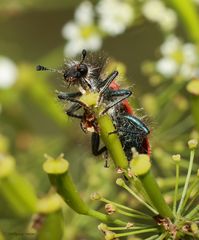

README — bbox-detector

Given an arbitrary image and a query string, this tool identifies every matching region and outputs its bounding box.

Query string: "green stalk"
[130,154,173,218]
[117,208,151,219]
[187,80,199,130]
[98,114,173,218]
[184,190,199,213]
[116,178,158,215]
[180,177,198,213]
[98,114,128,169]
[173,161,180,215]
[43,154,126,226]
[0,155,37,216]
[139,170,173,218]
[177,149,195,216]
[101,197,150,217]
[115,227,158,238]
[185,205,199,219]
[168,0,199,43]
[37,210,64,240]
[145,235,160,240]
[107,225,157,231]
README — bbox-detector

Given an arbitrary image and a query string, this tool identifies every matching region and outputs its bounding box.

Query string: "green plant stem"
[173,162,180,215]
[184,190,199,213]
[168,0,199,43]
[107,226,148,231]
[88,209,126,226]
[158,175,195,190]
[156,81,185,109]
[115,227,158,238]
[177,149,195,216]
[101,197,150,217]
[117,208,151,220]
[145,235,160,240]
[44,156,126,226]
[139,170,173,218]
[37,210,64,240]
[185,205,199,219]
[0,170,37,216]
[121,181,158,215]
[181,177,199,212]
[98,113,173,218]
[98,114,128,169]
[187,80,199,130]
[50,173,126,225]
[157,232,170,240]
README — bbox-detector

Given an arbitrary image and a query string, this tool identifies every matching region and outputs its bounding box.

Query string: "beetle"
[36,49,150,164]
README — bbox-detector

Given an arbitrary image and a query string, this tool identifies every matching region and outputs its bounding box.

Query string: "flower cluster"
[141,0,177,32]
[62,0,135,57]
[143,34,199,82]
[62,0,179,57]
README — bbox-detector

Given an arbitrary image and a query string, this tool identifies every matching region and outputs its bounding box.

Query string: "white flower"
[182,43,198,65]
[96,0,134,36]
[179,63,194,79]
[64,34,102,57]
[160,35,181,56]
[159,9,177,32]
[155,35,199,80]
[142,0,177,31]
[142,0,165,22]
[156,57,179,78]
[0,56,18,89]
[75,1,94,25]
[62,1,102,57]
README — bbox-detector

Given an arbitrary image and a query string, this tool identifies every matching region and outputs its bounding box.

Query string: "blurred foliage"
[0,0,199,239]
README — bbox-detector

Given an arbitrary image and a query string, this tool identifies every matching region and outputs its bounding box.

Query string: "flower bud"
[90,192,101,201]
[105,204,116,215]
[98,223,108,232]
[116,178,125,187]
[172,154,181,163]
[188,139,198,150]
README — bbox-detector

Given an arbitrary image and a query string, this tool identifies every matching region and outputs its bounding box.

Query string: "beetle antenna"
[36,65,62,74]
[80,49,87,64]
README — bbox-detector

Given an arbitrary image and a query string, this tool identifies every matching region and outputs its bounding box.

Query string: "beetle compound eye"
[79,64,88,75]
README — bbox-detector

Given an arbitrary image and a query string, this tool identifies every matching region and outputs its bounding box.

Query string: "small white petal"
[64,33,102,57]
[179,64,195,79]
[98,18,126,35]
[62,22,80,40]
[85,35,102,50]
[142,0,166,22]
[156,58,179,78]
[0,56,18,89]
[182,43,198,64]
[75,1,94,25]
[159,9,177,32]
[96,0,134,36]
[160,35,181,56]
[64,40,85,57]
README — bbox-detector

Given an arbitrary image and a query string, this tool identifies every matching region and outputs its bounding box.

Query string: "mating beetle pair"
[36,49,150,164]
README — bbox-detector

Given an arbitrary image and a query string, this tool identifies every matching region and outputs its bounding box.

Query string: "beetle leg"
[56,91,82,100]
[66,103,83,119]
[91,132,107,156]
[101,89,132,115]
